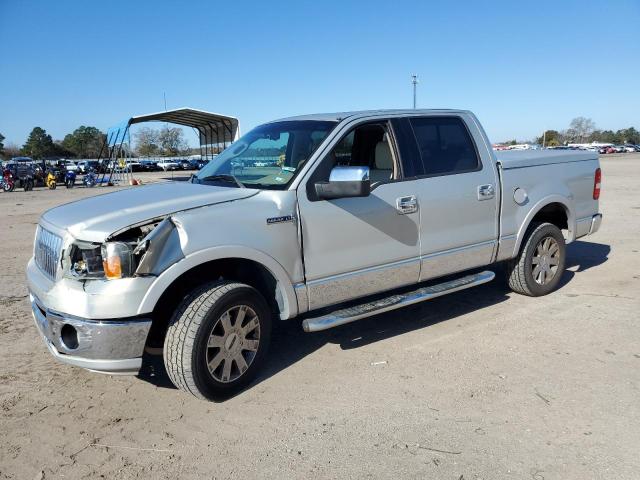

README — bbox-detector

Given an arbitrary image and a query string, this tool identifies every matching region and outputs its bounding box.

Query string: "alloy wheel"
[206,305,260,383]
[531,236,560,285]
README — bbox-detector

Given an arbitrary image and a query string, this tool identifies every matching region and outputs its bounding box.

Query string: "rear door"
[391,114,499,281]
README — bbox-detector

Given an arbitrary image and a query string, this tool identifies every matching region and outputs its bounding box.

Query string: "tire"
[163,281,272,400]
[505,222,566,296]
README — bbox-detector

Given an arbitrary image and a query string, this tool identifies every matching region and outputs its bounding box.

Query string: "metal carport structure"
[101,108,240,184]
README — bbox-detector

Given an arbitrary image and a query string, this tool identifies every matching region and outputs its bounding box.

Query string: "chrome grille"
[34,226,63,281]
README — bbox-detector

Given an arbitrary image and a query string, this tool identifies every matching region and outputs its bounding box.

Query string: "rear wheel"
[163,281,272,400]
[505,222,566,296]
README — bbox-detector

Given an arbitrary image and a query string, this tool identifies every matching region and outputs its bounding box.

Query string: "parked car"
[77,161,100,174]
[196,159,209,169]
[622,145,636,153]
[126,160,143,172]
[27,109,602,400]
[601,146,617,154]
[140,160,161,171]
[62,161,79,173]
[179,159,197,170]
[157,159,180,171]
[6,157,36,190]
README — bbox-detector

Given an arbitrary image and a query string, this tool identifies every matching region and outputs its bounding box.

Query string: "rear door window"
[409,117,480,176]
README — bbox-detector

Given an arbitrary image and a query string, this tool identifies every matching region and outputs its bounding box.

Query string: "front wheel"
[163,281,272,400]
[505,222,566,296]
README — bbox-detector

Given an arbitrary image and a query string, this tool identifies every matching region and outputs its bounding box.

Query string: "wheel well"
[530,202,568,231]
[146,258,281,348]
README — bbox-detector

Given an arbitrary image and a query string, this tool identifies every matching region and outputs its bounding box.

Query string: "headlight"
[70,241,134,280]
[101,242,134,280]
[70,244,104,278]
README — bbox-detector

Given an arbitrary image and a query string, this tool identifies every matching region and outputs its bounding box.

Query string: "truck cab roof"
[270,109,473,123]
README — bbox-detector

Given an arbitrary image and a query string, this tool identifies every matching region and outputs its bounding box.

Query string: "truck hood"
[42,182,258,242]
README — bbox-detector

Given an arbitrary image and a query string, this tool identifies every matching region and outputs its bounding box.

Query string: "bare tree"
[3,142,22,159]
[135,127,160,157]
[158,127,187,156]
[565,117,596,142]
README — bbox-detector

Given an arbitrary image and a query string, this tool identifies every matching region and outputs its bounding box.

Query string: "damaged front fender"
[135,217,185,276]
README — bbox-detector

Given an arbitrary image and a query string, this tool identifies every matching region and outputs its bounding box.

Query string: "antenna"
[411,74,418,109]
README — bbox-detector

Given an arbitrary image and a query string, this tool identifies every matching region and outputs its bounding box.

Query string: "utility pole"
[411,74,418,109]
[542,130,546,149]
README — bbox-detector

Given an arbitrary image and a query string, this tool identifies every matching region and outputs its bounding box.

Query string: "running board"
[302,270,495,332]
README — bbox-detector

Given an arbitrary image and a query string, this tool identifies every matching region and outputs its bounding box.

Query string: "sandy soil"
[1,157,638,479]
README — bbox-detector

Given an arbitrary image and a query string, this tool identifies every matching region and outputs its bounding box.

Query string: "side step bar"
[302,270,495,332]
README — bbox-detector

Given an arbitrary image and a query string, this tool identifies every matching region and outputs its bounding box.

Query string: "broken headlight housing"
[67,217,183,281]
[69,241,135,280]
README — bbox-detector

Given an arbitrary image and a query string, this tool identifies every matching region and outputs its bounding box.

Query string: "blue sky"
[1,0,638,146]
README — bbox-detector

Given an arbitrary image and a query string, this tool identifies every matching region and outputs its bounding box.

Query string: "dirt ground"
[1,157,638,480]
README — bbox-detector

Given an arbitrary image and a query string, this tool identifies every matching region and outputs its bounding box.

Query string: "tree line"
[532,117,638,147]
[0,125,189,160]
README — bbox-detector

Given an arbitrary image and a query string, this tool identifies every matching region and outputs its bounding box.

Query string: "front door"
[297,120,421,311]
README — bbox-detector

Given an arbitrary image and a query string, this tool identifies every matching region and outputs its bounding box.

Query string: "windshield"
[195,120,336,189]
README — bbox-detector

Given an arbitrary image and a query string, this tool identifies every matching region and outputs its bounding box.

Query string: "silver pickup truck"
[27,109,602,400]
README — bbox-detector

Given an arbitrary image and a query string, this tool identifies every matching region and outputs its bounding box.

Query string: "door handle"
[396,195,418,214]
[477,184,495,200]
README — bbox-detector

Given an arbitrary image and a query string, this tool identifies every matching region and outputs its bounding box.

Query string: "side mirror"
[315,166,371,200]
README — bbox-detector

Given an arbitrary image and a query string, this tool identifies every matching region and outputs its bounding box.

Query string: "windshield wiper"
[197,174,245,188]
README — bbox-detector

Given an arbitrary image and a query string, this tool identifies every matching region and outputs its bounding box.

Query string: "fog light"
[60,324,79,350]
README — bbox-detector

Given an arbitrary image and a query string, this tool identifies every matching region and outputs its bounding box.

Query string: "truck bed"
[496,150,597,170]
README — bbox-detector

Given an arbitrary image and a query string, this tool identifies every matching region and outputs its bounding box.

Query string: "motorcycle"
[2,169,15,192]
[46,171,57,190]
[83,168,97,188]
[65,170,76,188]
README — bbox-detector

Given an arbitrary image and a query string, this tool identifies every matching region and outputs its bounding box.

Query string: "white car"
[157,160,180,171]
[63,161,79,173]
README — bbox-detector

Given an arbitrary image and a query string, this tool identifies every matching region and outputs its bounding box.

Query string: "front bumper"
[30,293,151,375]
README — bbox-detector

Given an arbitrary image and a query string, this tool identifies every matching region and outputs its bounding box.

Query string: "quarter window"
[409,117,480,176]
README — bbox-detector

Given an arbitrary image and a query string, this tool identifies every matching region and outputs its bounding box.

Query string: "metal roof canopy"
[107,107,240,148]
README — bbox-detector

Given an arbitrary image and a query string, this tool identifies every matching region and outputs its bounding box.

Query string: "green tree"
[22,127,56,159]
[617,127,640,144]
[61,126,106,158]
[537,130,562,147]
[594,130,620,143]
[0,132,5,159]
